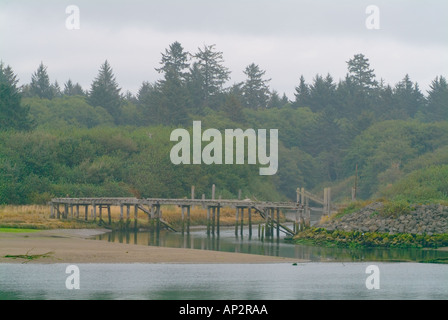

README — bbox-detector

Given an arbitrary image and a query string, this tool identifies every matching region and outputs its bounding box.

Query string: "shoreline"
[0,228,304,264]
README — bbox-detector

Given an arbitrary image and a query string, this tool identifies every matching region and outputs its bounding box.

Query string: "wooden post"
[248,207,252,238]
[156,205,161,236]
[99,205,103,221]
[295,209,299,233]
[212,207,216,235]
[84,205,88,221]
[134,204,138,230]
[206,206,211,235]
[93,204,97,220]
[276,208,280,238]
[240,207,244,237]
[120,204,124,221]
[265,208,269,238]
[76,205,80,219]
[212,184,216,200]
[64,204,68,219]
[56,204,60,219]
[181,206,185,235]
[126,205,130,221]
[187,205,191,235]
[235,207,239,236]
[107,205,111,225]
[216,205,220,236]
[191,185,195,209]
[305,196,310,227]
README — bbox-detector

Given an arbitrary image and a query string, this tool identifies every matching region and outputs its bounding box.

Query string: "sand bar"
[0,229,305,264]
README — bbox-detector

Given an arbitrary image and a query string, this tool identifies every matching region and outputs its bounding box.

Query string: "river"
[1,225,447,300]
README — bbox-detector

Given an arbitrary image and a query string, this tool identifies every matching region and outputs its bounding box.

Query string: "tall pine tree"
[155,41,190,81]
[192,44,230,108]
[87,60,122,122]
[0,63,33,130]
[30,62,54,99]
[242,63,271,109]
[424,76,448,121]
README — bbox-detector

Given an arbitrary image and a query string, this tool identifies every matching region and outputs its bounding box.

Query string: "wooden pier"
[49,187,334,238]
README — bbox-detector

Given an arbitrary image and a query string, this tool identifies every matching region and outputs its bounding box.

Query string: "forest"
[1,42,447,205]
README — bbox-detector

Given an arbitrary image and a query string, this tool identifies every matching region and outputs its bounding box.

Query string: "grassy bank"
[293,227,448,249]
[0,204,268,231]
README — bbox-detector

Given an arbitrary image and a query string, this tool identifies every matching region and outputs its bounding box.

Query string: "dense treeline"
[0,42,447,205]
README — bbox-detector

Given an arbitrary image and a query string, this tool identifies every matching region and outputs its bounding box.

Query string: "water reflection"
[95,226,448,263]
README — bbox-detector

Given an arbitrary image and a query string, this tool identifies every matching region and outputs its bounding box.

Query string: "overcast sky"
[1,0,447,98]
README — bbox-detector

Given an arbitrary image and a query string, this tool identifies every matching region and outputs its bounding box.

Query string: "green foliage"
[24,96,114,129]
[294,228,448,249]
[379,200,412,218]
[379,165,448,203]
[87,60,122,122]
[1,52,447,206]
[29,62,54,100]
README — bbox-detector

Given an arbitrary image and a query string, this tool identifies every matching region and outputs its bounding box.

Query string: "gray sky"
[1,0,447,98]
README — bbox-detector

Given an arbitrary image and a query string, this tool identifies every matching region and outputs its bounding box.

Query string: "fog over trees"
[1,43,447,204]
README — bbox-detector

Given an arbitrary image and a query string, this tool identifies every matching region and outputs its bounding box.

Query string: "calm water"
[1,225,447,300]
[1,263,447,300]
[95,225,448,263]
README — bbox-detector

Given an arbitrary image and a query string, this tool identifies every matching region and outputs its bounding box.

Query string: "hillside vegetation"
[1,47,447,206]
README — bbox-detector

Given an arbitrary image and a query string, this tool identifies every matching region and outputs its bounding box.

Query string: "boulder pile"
[318,202,448,235]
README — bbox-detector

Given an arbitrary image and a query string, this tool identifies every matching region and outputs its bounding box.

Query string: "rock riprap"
[318,202,448,235]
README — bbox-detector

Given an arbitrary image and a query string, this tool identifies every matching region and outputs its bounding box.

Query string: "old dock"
[49,187,334,238]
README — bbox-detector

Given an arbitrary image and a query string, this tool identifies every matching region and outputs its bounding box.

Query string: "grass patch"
[379,200,413,218]
[3,250,54,261]
[293,228,448,249]
[0,204,272,231]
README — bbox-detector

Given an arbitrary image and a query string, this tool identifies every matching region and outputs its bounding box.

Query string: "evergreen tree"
[242,63,271,109]
[0,64,33,130]
[221,93,245,123]
[52,80,62,98]
[347,54,378,91]
[30,62,54,99]
[267,90,289,109]
[0,62,19,94]
[425,76,448,121]
[393,74,425,119]
[293,75,311,108]
[343,54,378,118]
[185,63,206,114]
[63,79,85,96]
[192,44,231,107]
[155,41,190,81]
[87,60,122,121]
[375,83,395,120]
[307,74,337,114]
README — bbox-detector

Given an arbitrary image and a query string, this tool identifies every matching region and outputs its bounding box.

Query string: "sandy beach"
[0,229,303,264]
